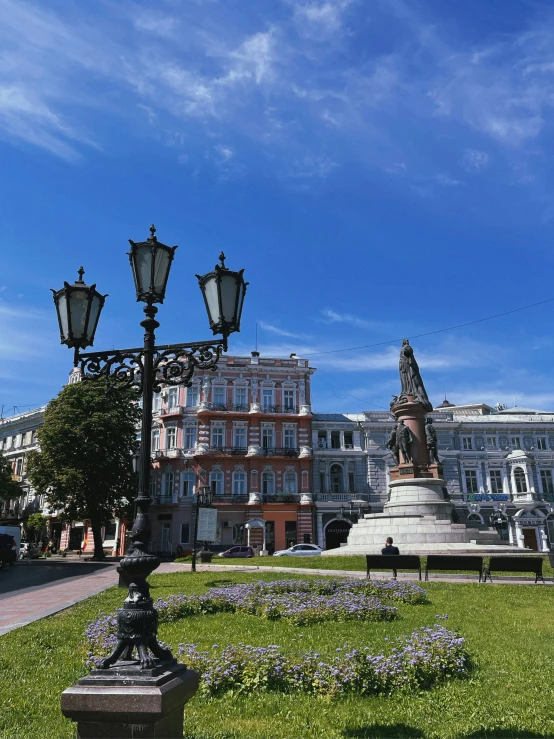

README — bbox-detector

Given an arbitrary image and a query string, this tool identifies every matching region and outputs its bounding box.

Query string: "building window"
[489,470,503,494]
[541,470,554,494]
[262,389,273,411]
[513,466,527,493]
[184,426,197,449]
[462,437,472,451]
[348,472,355,493]
[262,472,275,495]
[150,477,157,497]
[233,425,247,448]
[464,470,478,494]
[186,386,199,407]
[331,431,341,449]
[344,431,353,448]
[211,426,224,448]
[213,385,226,408]
[283,389,295,410]
[182,473,195,496]
[511,437,521,449]
[180,523,190,543]
[487,437,497,450]
[233,472,247,496]
[15,458,23,476]
[166,427,176,449]
[153,392,161,412]
[283,428,296,449]
[162,473,174,497]
[537,437,547,450]
[167,387,178,409]
[152,429,160,451]
[320,472,326,493]
[284,471,297,493]
[234,387,247,409]
[262,427,274,449]
[210,471,224,495]
[330,463,343,493]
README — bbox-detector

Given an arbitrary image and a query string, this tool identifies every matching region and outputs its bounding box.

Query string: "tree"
[25,513,46,544]
[0,454,20,503]
[27,378,141,559]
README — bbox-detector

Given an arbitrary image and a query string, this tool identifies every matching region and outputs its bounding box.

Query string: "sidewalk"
[0,562,179,636]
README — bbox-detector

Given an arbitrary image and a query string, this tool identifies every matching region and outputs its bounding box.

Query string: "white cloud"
[462,148,490,173]
[293,0,353,38]
[214,144,235,160]
[258,322,307,339]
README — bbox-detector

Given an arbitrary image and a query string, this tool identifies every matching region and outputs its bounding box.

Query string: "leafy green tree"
[25,513,46,544]
[0,454,20,503]
[27,378,140,559]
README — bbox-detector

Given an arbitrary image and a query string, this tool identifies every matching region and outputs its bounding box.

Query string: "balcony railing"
[152,494,179,505]
[208,403,299,414]
[209,446,249,455]
[260,447,300,457]
[262,493,301,503]
[212,495,249,504]
[315,493,369,502]
[261,405,299,415]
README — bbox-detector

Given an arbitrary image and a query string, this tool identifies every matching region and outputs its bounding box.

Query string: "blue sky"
[2,0,554,416]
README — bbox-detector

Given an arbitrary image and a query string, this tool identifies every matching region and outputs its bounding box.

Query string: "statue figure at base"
[386,427,400,466]
[425,418,440,464]
[397,420,413,463]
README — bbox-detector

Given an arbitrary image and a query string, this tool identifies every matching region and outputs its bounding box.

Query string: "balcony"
[261,447,300,457]
[212,495,249,504]
[159,405,185,417]
[209,446,249,456]
[204,403,299,415]
[262,493,301,503]
[152,448,195,460]
[315,493,369,502]
[261,405,299,415]
[152,494,179,505]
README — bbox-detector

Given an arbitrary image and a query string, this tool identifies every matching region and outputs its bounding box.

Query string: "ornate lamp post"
[56,226,247,736]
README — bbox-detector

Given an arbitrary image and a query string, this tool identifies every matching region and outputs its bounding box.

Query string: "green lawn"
[1,571,554,739]
[185,553,554,579]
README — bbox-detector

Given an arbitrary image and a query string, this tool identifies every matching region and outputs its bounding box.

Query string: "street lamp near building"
[53,225,247,672]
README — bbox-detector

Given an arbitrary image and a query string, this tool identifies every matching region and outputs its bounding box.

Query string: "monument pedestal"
[61,660,199,739]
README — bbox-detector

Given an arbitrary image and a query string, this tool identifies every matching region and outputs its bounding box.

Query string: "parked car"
[0,533,17,568]
[217,546,255,558]
[273,544,323,557]
[20,542,41,559]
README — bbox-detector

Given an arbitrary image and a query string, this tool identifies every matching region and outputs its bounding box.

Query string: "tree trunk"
[91,519,106,560]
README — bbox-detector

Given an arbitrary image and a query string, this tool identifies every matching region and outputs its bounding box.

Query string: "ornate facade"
[150,352,315,554]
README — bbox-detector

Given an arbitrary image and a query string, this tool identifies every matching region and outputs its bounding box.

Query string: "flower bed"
[178,625,470,697]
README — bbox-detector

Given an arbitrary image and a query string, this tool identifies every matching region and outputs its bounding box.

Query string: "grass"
[183,553,554,579]
[1,571,554,739]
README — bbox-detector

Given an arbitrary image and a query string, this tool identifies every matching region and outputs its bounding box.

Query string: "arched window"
[330,463,343,493]
[514,467,527,493]
[233,472,247,496]
[262,472,275,495]
[284,471,297,493]
[210,471,224,495]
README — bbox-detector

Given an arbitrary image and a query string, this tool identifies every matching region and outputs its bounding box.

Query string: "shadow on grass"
[343,724,424,738]
[204,579,237,587]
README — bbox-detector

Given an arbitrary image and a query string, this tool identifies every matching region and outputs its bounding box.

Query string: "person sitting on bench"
[381,537,400,579]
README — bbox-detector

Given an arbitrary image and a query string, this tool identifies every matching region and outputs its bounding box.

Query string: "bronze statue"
[386,427,400,466]
[396,420,413,463]
[425,417,440,464]
[396,339,433,411]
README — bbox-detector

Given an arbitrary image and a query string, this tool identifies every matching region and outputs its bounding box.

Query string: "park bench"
[424,555,484,582]
[484,556,545,583]
[365,554,422,580]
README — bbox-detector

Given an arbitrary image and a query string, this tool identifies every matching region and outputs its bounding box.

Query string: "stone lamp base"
[61,660,199,739]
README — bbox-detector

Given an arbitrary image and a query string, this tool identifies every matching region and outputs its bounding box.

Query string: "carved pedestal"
[61,661,199,739]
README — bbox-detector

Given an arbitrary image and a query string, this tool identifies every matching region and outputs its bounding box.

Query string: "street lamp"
[52,225,246,671]
[191,485,214,573]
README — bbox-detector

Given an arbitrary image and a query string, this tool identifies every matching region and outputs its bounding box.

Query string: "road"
[0,559,117,600]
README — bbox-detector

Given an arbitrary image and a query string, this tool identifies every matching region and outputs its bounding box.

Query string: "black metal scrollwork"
[78,340,224,393]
